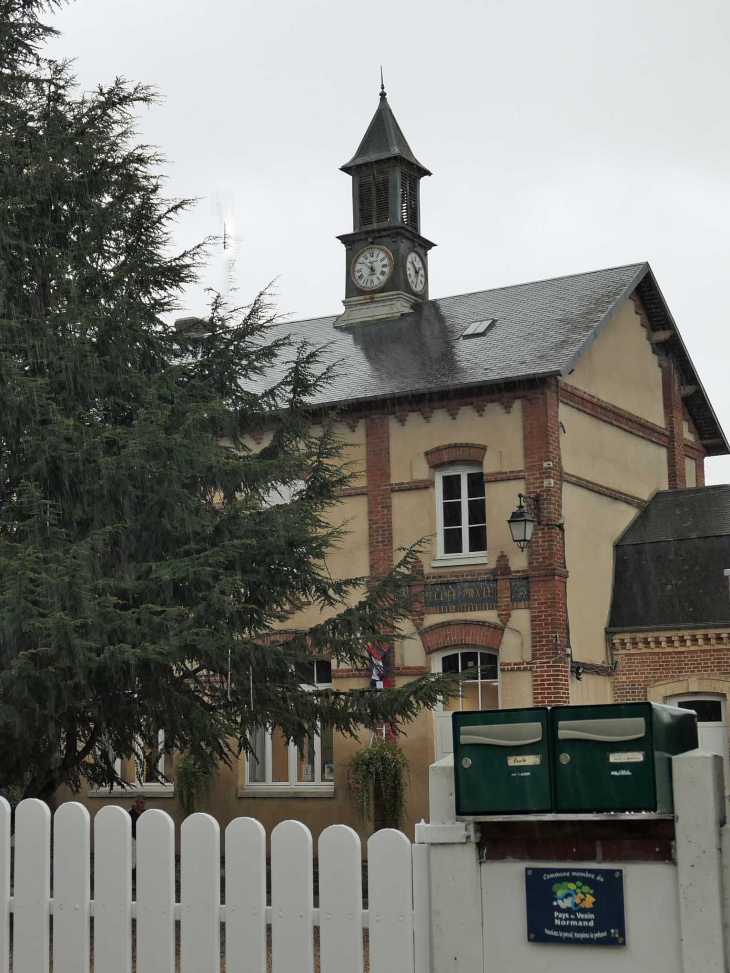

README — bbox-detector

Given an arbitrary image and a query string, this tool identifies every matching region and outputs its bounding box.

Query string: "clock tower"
[335,83,435,327]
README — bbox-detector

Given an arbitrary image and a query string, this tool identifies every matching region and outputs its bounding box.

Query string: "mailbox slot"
[557,717,645,743]
[460,722,543,747]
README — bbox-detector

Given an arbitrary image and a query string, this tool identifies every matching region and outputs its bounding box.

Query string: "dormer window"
[358,167,389,228]
[400,170,419,231]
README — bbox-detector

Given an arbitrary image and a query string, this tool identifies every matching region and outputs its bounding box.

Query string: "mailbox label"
[507,754,542,767]
[609,751,645,763]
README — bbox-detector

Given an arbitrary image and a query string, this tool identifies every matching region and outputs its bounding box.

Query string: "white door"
[433,649,499,761]
[668,693,729,790]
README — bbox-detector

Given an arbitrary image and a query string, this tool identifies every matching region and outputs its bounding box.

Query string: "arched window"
[432,648,499,760]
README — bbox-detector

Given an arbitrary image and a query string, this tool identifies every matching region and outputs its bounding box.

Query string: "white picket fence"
[0,798,431,973]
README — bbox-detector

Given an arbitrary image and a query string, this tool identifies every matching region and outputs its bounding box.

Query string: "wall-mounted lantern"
[507,494,541,551]
[508,492,565,551]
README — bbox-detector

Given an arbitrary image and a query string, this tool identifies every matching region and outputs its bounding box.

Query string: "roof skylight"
[461,318,495,339]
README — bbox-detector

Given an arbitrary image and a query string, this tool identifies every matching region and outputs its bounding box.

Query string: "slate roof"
[264,261,727,454]
[341,92,431,175]
[608,486,730,630]
[616,485,730,545]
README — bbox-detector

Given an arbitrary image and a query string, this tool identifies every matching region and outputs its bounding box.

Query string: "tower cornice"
[337,225,436,252]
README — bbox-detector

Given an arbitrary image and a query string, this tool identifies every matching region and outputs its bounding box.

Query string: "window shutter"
[358,177,374,227]
[359,167,390,227]
[400,171,419,231]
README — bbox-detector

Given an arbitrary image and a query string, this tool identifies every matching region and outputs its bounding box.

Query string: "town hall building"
[71,85,730,841]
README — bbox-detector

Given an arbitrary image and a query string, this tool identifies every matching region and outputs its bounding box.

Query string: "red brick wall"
[661,359,686,489]
[365,415,393,576]
[613,641,730,702]
[522,381,571,705]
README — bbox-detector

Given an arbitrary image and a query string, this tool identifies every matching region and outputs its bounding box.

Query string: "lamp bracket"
[518,493,565,532]
[518,493,542,525]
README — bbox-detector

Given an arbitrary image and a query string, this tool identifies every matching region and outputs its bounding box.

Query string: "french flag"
[367,644,393,691]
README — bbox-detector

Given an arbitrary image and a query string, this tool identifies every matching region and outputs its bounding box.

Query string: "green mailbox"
[550,702,698,813]
[452,707,552,815]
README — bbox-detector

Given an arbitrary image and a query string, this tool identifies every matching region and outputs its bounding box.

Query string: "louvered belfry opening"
[400,169,419,232]
[358,165,390,228]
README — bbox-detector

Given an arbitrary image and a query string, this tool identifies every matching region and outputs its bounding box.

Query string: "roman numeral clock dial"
[405,250,426,294]
[352,246,393,290]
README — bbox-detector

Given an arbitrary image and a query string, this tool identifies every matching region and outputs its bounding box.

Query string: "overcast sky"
[47,0,730,483]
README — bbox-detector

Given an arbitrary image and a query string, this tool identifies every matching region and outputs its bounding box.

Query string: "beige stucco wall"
[560,403,668,497]
[685,455,697,488]
[65,678,433,850]
[500,669,534,707]
[570,670,613,705]
[389,401,524,482]
[565,300,665,427]
[391,479,528,573]
[242,419,366,484]
[563,482,641,699]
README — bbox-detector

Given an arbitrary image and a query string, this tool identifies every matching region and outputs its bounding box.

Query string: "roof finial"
[380,66,386,99]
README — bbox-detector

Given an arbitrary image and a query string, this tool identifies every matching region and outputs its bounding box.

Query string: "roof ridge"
[431,261,649,306]
[283,261,649,329]
[654,484,730,494]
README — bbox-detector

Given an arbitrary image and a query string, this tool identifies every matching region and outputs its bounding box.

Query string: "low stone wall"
[417,749,728,973]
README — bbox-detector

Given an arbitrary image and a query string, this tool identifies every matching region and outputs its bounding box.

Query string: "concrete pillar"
[673,748,727,973]
[720,822,730,964]
[415,755,484,973]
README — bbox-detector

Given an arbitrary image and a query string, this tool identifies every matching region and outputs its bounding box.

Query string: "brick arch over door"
[419,619,504,655]
[647,675,730,704]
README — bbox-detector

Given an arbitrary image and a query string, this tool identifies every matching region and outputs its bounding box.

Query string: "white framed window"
[94,729,173,797]
[434,465,487,563]
[244,661,335,794]
[432,649,499,760]
[667,692,729,790]
[133,730,168,789]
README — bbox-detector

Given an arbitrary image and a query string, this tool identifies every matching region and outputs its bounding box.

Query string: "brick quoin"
[661,359,686,489]
[523,381,570,705]
[365,415,393,576]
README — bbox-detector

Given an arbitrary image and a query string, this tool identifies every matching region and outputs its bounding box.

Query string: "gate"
[0,798,431,973]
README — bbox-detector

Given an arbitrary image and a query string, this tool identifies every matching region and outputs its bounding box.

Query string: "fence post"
[673,748,727,973]
[415,755,483,973]
[412,842,432,973]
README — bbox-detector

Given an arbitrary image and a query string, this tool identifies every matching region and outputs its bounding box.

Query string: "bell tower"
[335,82,435,327]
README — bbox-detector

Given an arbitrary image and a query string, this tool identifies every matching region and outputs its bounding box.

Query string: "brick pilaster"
[365,415,393,576]
[661,359,686,489]
[523,381,570,705]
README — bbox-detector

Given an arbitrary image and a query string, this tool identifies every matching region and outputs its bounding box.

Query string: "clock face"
[352,246,393,291]
[405,250,426,294]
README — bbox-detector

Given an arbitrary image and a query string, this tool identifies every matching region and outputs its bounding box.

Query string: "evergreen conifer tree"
[0,1,456,801]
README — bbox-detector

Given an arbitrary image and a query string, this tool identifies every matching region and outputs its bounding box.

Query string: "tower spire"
[335,84,435,326]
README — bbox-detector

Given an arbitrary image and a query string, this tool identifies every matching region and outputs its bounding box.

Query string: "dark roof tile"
[266,262,646,408]
[617,485,730,545]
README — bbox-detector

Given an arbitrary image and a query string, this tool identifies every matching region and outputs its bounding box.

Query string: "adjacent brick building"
[609,485,730,784]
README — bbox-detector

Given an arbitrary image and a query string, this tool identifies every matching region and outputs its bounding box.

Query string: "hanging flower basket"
[346,740,410,830]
